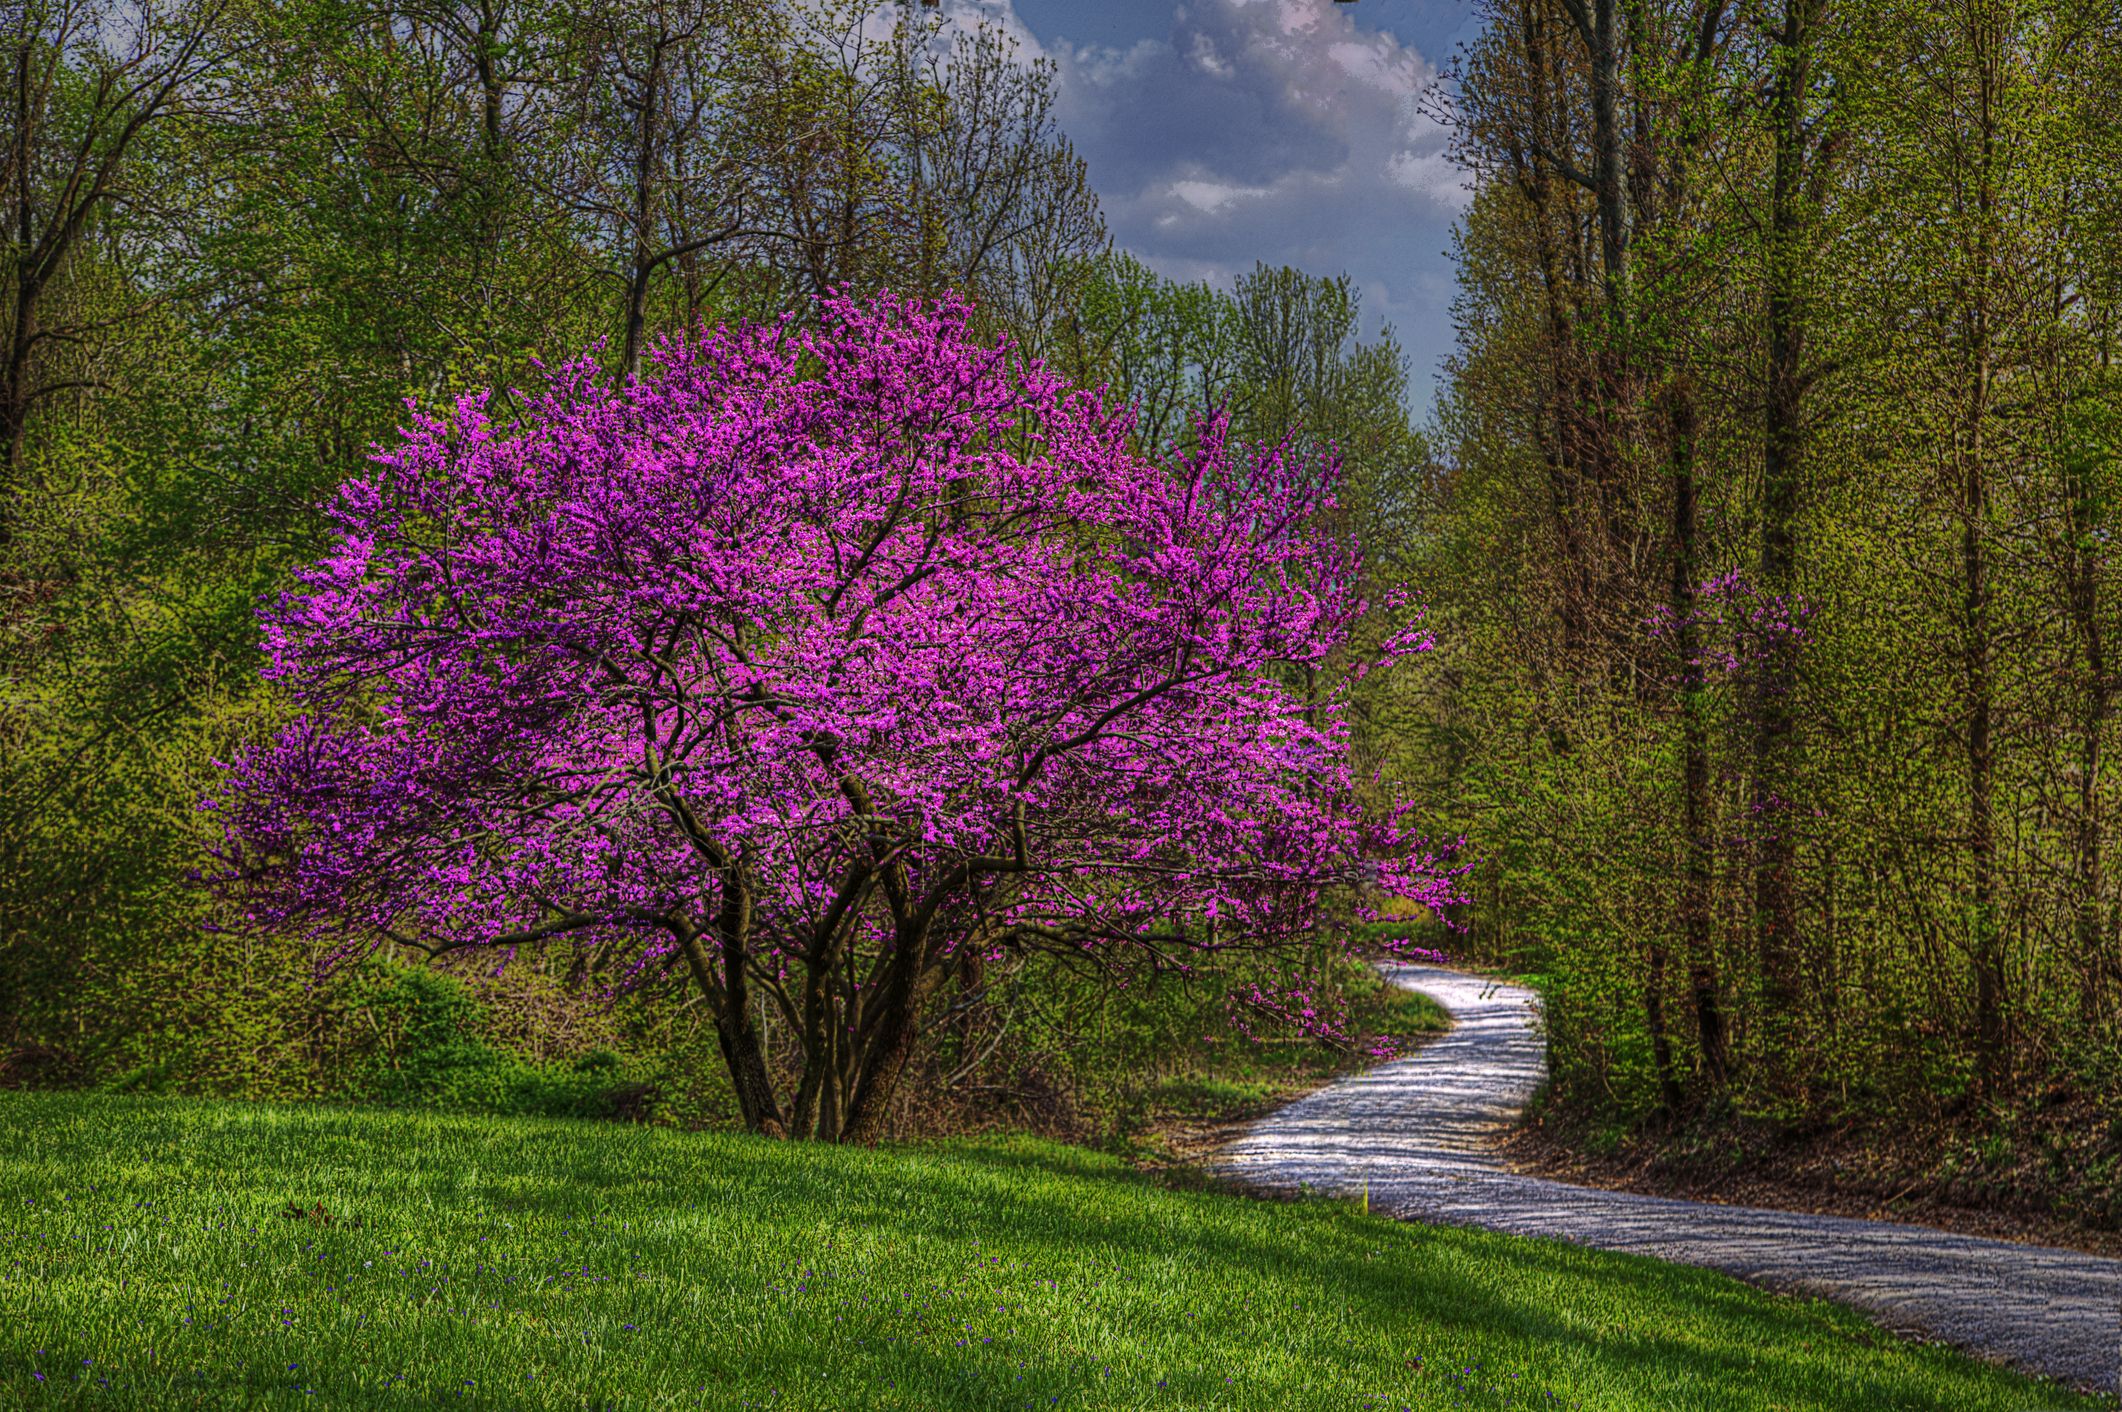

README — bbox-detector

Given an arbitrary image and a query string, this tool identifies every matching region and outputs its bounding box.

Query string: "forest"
[0,0,1432,1139]
[1415,0,2122,1190]
[4,0,2121,1218]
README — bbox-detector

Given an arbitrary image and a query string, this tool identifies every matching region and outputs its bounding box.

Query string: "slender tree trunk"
[1670,377,1729,1089]
[3,227,38,524]
[1517,0,1593,662]
[1646,932,1682,1112]
[790,951,835,1140]
[2,35,32,526]
[1965,489,2003,1097]
[2096,330,2121,1024]
[679,894,787,1138]
[2071,369,2112,1029]
[1586,0,1626,314]
[0,335,28,476]
[475,0,505,161]
[471,1,508,303]
[1,271,42,546]
[1753,0,1821,1088]
[619,36,665,383]
[1584,0,1632,648]
[1964,14,2006,1098]
[817,1045,845,1141]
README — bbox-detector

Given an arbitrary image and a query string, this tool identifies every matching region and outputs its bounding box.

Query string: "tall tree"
[1749,0,1833,1088]
[2,0,229,531]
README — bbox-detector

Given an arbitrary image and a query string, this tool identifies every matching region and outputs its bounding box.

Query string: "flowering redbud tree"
[204,293,1460,1141]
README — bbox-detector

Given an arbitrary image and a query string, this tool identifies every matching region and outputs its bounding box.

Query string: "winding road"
[1217,964,2122,1394]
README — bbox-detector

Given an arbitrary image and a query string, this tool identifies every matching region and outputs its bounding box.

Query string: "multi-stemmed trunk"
[693,913,951,1144]
[675,780,1025,1143]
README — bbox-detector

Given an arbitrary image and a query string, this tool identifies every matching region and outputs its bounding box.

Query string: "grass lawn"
[1145,985,1454,1135]
[0,1093,2106,1411]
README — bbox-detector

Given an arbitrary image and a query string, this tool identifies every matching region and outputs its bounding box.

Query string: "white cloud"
[1167,178,1272,215]
[1065,37,1163,86]
[1386,150,1463,201]
[1186,28,1235,77]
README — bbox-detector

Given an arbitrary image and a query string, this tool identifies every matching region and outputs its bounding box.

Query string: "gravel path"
[1218,964,2122,1394]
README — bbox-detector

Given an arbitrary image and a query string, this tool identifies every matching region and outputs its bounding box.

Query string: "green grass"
[1373,987,1453,1040]
[0,1094,2106,1411]
[1149,1074,1296,1118]
[1145,990,1450,1125]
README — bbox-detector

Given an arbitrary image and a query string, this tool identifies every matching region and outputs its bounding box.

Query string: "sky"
[909,0,1485,411]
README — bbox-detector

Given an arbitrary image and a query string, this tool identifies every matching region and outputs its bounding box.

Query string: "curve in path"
[1217,964,2122,1394]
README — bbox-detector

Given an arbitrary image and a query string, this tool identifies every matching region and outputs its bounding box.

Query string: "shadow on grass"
[0,1094,2104,1411]
[839,1139,2102,1410]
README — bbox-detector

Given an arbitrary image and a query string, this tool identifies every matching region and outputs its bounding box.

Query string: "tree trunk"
[1584,0,1633,661]
[1670,377,1729,1089]
[1516,0,1593,663]
[1964,21,2006,1098]
[2085,313,2121,1026]
[2,35,33,531]
[714,1003,787,1139]
[619,34,665,383]
[840,925,939,1146]
[790,950,835,1140]
[1753,0,1819,1091]
[678,895,787,1138]
[1587,0,1626,313]
[1,263,43,546]
[1966,496,2004,1096]
[1646,931,1682,1113]
[3,194,38,533]
[2070,382,2111,1029]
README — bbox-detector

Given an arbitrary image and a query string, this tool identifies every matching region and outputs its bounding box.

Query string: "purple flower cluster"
[1646,569,1815,679]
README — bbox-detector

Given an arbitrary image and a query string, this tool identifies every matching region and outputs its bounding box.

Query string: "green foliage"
[0,1092,2101,1411]
[329,965,648,1121]
[907,944,1444,1145]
